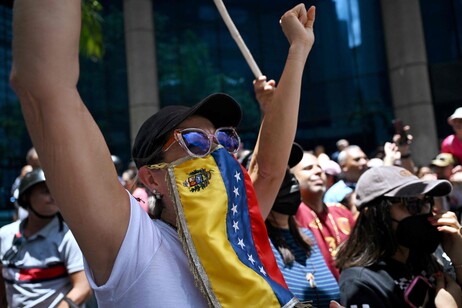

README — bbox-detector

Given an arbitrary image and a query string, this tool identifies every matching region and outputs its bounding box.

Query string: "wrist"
[61,297,79,308]
[401,152,411,159]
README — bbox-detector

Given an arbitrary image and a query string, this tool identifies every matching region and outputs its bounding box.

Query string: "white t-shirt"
[84,194,208,307]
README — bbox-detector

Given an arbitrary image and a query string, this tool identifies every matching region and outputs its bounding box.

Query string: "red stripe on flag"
[240,164,288,288]
[18,264,67,282]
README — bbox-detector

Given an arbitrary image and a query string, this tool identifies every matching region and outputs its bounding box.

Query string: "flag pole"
[213,0,263,78]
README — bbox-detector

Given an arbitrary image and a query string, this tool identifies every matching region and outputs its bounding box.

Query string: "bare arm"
[56,271,92,307]
[10,0,129,285]
[248,4,315,219]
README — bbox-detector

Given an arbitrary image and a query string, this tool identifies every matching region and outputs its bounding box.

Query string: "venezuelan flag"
[169,147,297,307]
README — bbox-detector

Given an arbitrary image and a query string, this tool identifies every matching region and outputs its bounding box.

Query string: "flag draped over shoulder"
[167,147,298,307]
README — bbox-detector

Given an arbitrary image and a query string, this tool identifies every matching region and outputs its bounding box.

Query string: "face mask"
[272,170,301,216]
[394,213,441,254]
[149,146,297,307]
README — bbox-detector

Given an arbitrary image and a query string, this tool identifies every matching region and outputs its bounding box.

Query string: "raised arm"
[10,0,129,285]
[248,4,315,219]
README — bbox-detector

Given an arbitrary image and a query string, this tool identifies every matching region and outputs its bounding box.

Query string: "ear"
[138,166,160,191]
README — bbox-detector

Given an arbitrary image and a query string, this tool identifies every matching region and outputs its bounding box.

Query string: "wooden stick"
[213,0,263,78]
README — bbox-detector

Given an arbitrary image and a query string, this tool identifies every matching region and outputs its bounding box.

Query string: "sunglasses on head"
[388,196,434,216]
[162,127,241,158]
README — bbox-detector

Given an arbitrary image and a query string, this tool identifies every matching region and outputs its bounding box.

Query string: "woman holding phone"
[336,165,462,307]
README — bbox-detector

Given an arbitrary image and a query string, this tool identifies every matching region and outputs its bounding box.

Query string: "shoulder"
[442,134,455,146]
[340,266,400,307]
[0,220,20,237]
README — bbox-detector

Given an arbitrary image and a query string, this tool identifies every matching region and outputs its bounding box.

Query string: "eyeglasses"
[388,196,434,215]
[162,127,241,158]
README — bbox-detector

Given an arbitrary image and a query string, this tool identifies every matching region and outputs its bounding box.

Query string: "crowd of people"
[2,0,462,307]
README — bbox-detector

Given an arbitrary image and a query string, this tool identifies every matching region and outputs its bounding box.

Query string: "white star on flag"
[247,254,255,265]
[259,266,267,276]
[233,187,239,197]
[234,171,241,182]
[237,238,245,249]
[231,204,238,215]
[232,220,239,232]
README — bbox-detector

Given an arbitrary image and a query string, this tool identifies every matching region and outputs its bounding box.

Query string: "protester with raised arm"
[11,1,316,306]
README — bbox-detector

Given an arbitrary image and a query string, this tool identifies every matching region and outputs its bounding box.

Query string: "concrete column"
[123,0,160,147]
[380,0,438,166]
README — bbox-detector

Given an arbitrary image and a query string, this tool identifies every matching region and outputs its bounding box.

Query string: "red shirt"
[441,134,462,164]
[295,202,355,280]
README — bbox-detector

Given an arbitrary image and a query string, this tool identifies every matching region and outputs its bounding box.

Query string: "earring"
[152,189,163,200]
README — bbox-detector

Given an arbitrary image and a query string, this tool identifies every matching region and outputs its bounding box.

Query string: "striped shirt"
[270,227,340,307]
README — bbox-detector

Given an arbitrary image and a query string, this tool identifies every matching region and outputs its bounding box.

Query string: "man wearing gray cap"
[336,166,462,307]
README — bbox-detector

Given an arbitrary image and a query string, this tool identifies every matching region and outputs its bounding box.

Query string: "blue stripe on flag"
[212,148,294,306]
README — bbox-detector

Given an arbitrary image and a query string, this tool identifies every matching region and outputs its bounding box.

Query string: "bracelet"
[401,153,411,159]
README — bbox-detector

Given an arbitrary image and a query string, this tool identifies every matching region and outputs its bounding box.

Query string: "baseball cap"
[448,107,462,125]
[355,166,452,210]
[288,143,304,168]
[132,93,242,168]
[431,153,456,167]
[242,142,303,170]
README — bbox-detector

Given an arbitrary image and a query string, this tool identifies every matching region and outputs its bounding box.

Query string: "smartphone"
[392,119,409,145]
[404,275,433,308]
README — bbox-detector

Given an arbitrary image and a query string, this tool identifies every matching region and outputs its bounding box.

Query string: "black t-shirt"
[339,258,435,308]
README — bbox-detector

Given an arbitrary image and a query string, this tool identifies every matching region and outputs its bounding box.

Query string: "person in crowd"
[336,165,462,307]
[319,159,341,191]
[441,107,462,164]
[10,0,316,306]
[266,144,340,306]
[330,139,349,163]
[430,153,462,218]
[292,152,355,281]
[0,169,91,307]
[417,165,437,180]
[122,168,149,213]
[10,147,41,221]
[323,145,368,211]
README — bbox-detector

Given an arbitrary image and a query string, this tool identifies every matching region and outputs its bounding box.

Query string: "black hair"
[335,198,397,269]
[266,216,312,266]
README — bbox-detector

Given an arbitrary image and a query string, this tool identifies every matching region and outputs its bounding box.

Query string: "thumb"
[329,300,344,308]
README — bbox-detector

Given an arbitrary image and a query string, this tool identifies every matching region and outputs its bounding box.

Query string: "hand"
[429,211,462,263]
[329,300,345,308]
[393,125,413,152]
[435,272,462,308]
[279,4,315,49]
[383,141,400,165]
[253,76,276,115]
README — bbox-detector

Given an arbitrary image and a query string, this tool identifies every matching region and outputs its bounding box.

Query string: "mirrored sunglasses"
[162,127,241,158]
[388,196,434,215]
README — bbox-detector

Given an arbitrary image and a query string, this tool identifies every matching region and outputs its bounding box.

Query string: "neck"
[267,211,290,229]
[391,245,409,264]
[23,215,53,238]
[303,194,324,213]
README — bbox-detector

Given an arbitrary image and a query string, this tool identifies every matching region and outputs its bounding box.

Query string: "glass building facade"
[0,0,461,216]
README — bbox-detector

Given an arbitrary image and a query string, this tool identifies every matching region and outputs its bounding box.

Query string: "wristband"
[62,297,79,308]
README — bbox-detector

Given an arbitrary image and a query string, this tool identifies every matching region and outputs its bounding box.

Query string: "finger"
[305,5,316,29]
[434,271,444,292]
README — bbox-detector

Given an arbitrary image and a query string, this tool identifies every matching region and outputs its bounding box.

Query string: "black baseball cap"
[132,93,242,168]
